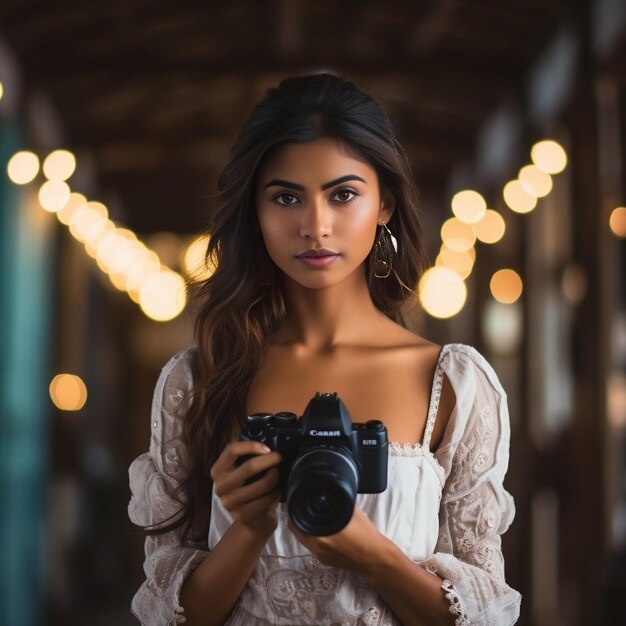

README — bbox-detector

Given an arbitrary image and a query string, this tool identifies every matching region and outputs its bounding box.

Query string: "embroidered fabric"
[128,343,521,625]
[442,579,471,625]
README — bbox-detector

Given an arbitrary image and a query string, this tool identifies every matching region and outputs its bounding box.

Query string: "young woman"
[128,73,521,625]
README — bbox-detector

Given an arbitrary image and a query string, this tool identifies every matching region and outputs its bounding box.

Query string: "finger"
[233,488,282,521]
[228,451,282,483]
[214,452,282,496]
[210,441,272,479]
[219,467,281,510]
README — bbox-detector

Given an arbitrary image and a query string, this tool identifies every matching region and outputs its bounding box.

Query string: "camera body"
[238,391,388,535]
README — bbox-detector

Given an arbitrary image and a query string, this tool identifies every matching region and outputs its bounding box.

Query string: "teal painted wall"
[0,124,54,625]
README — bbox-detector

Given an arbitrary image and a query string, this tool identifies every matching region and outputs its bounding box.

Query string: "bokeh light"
[451,190,487,224]
[7,151,40,184]
[490,269,523,303]
[49,374,88,411]
[472,209,506,244]
[43,149,76,181]
[440,217,476,251]
[39,180,71,212]
[503,180,537,214]
[138,270,187,321]
[182,234,213,281]
[418,266,467,318]
[518,165,553,197]
[68,201,109,242]
[56,192,87,225]
[436,244,475,279]
[609,206,626,238]
[531,139,567,174]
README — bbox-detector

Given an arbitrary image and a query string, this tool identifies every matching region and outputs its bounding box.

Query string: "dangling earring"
[372,221,398,279]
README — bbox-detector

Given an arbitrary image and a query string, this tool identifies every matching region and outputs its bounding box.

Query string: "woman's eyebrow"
[262,174,367,191]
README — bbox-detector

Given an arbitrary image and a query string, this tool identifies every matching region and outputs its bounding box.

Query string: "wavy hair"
[145,73,428,543]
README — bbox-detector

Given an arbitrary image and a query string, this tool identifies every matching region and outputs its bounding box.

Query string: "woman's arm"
[129,349,282,626]
[180,440,283,626]
[289,507,455,625]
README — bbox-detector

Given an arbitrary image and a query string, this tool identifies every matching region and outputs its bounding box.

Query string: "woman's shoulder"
[154,346,198,409]
[148,346,197,476]
[438,342,507,398]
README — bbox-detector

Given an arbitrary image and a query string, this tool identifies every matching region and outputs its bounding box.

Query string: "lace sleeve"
[420,346,522,626]
[128,347,209,625]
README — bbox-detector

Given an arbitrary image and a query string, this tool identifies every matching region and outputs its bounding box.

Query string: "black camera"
[238,392,388,536]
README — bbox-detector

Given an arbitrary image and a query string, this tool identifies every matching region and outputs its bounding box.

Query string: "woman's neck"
[271,274,389,353]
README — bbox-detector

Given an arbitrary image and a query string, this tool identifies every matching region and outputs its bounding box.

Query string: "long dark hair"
[145,73,428,544]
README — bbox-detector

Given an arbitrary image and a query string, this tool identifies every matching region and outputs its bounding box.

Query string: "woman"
[128,73,521,625]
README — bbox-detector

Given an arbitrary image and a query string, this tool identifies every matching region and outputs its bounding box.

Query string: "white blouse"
[128,343,522,625]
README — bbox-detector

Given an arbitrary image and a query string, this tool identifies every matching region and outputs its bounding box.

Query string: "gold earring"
[372,221,398,279]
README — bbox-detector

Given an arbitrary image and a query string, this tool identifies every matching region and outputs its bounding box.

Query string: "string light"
[418,266,467,318]
[490,269,523,304]
[451,190,487,224]
[5,147,186,321]
[7,151,40,184]
[49,374,87,411]
[531,139,567,174]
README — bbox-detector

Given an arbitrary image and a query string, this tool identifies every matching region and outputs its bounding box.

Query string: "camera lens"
[286,448,358,536]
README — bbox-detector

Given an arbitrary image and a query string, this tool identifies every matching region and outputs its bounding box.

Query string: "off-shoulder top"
[128,343,522,625]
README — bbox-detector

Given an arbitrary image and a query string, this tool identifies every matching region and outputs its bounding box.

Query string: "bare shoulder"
[371,320,454,449]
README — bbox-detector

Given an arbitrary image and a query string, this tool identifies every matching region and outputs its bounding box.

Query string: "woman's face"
[254,138,395,290]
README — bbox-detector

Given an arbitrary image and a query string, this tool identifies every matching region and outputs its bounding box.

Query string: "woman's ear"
[379,189,396,224]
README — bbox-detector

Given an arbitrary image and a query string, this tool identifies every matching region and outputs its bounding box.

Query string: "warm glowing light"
[84,220,116,257]
[451,190,487,224]
[68,201,109,242]
[418,266,467,318]
[95,229,138,274]
[43,149,76,181]
[440,217,476,252]
[95,231,123,273]
[109,270,130,291]
[125,251,162,293]
[436,244,475,279]
[609,206,626,238]
[503,180,537,214]
[108,239,150,278]
[531,139,567,174]
[38,180,71,212]
[182,235,213,280]
[0,81,3,100]
[472,209,506,244]
[49,373,87,411]
[490,269,523,304]
[139,270,187,321]
[7,151,40,184]
[518,165,553,197]
[56,192,87,224]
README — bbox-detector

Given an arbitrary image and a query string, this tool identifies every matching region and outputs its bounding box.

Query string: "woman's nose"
[299,198,332,239]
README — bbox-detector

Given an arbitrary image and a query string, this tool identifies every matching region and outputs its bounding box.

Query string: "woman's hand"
[288,504,390,576]
[210,441,282,536]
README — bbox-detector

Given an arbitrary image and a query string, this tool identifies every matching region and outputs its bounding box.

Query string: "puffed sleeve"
[128,346,209,625]
[419,344,522,625]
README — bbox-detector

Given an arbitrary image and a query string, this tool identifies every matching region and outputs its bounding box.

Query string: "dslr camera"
[238,391,388,536]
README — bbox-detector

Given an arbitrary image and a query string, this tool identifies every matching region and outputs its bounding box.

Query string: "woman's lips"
[296,254,340,268]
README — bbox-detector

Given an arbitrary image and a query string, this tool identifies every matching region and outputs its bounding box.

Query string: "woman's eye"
[333,189,357,203]
[274,193,299,206]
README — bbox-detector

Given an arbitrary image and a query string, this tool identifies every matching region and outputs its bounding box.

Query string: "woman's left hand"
[287,505,390,574]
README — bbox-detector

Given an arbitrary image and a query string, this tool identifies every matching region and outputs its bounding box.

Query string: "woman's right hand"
[210,441,282,535]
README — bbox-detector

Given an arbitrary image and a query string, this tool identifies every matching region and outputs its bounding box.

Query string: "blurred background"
[0,0,625,624]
